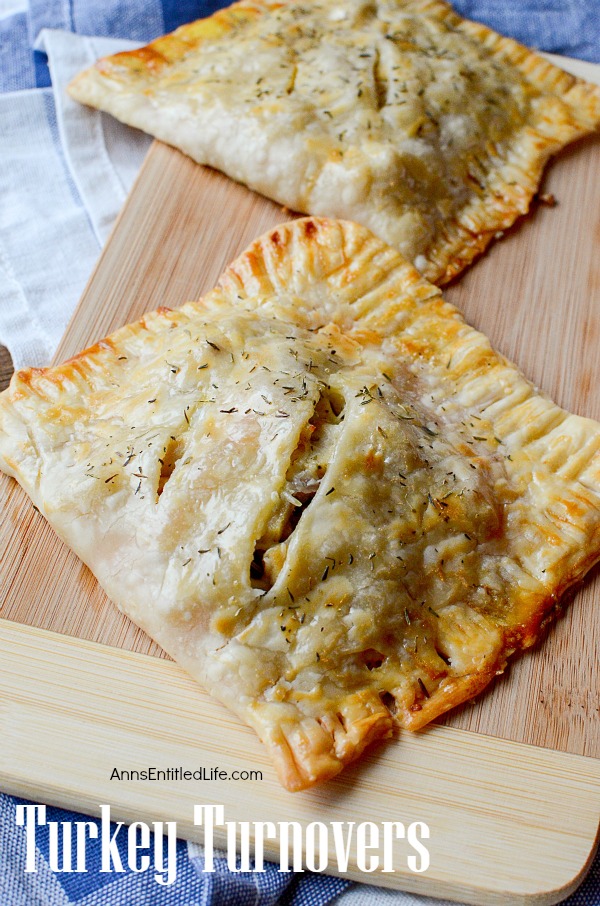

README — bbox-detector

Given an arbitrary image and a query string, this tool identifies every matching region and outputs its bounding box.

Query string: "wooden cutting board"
[1,53,600,906]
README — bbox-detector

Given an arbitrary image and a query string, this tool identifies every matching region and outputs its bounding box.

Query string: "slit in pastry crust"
[2,218,600,790]
[68,0,600,284]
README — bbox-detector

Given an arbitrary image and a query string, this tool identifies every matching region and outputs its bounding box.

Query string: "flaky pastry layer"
[2,218,600,790]
[68,0,600,283]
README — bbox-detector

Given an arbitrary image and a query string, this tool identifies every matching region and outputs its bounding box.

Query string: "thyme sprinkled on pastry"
[68,0,600,282]
[2,218,600,790]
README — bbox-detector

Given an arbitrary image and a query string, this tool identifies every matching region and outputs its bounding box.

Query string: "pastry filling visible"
[228,338,508,721]
[4,216,600,789]
[251,386,346,592]
[157,433,186,497]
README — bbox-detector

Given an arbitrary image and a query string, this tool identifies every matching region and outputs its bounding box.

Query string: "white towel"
[0,30,150,370]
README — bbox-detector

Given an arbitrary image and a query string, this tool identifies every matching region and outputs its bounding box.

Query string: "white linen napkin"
[0,30,150,370]
[39,30,151,243]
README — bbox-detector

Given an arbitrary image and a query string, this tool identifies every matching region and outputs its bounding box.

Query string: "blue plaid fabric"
[0,1,599,904]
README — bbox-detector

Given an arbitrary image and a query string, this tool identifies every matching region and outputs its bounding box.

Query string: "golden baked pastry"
[67,0,600,283]
[1,218,600,790]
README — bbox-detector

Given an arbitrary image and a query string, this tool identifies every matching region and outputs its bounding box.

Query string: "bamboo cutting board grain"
[0,53,599,906]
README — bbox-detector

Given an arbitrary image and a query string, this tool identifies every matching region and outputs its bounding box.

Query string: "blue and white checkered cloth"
[0,1,599,904]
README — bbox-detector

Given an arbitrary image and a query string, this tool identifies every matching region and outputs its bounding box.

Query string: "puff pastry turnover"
[2,218,600,790]
[67,0,600,283]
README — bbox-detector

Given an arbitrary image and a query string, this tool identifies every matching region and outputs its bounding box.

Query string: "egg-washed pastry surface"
[67,0,600,284]
[2,218,600,791]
